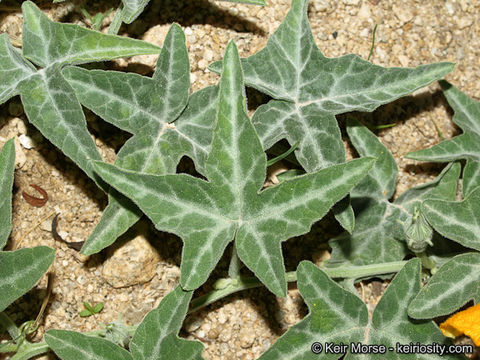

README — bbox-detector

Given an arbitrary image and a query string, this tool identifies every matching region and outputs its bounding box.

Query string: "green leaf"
[209,0,453,172]
[83,301,94,312]
[18,65,104,183]
[92,302,104,313]
[0,139,15,250]
[79,309,93,317]
[408,252,480,319]
[209,0,453,232]
[0,247,55,312]
[407,81,480,197]
[120,0,151,24]
[0,34,36,104]
[22,1,159,67]
[260,259,463,359]
[422,187,480,250]
[0,2,160,191]
[45,330,133,360]
[93,41,375,296]
[130,286,203,360]
[328,120,460,270]
[63,24,218,255]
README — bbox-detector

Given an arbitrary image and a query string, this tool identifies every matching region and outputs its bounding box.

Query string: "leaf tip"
[208,60,223,74]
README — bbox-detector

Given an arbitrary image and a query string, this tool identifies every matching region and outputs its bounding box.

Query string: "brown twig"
[33,273,54,332]
[51,214,84,251]
[22,184,48,207]
[14,210,56,249]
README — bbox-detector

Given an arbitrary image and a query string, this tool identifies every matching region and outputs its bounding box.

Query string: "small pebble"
[18,134,35,149]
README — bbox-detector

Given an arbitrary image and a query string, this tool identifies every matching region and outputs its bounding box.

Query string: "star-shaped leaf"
[407,81,480,197]
[0,1,160,189]
[63,24,218,255]
[327,119,460,270]
[408,252,480,320]
[46,286,203,360]
[259,259,464,360]
[209,0,453,231]
[0,139,15,250]
[93,41,375,296]
[209,0,453,170]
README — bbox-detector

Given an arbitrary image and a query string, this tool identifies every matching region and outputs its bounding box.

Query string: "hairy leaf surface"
[0,139,14,250]
[93,42,375,296]
[407,81,480,197]
[259,260,463,359]
[130,286,203,360]
[0,247,55,312]
[45,331,133,360]
[63,24,218,255]
[209,0,453,231]
[422,187,480,250]
[0,2,159,189]
[408,253,480,319]
[327,119,460,270]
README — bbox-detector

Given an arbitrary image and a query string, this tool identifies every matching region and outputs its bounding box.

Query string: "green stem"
[227,244,242,279]
[189,260,407,314]
[0,312,21,344]
[266,142,299,167]
[107,8,123,35]
[11,342,50,360]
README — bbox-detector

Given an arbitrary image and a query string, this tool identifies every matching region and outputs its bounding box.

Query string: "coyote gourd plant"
[1,0,480,358]
[68,0,453,261]
[208,0,453,233]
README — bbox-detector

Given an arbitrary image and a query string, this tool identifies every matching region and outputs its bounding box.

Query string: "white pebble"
[13,138,26,169]
[18,134,35,149]
[190,72,197,84]
[342,0,360,5]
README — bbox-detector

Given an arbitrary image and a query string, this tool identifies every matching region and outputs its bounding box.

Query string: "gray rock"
[102,221,160,288]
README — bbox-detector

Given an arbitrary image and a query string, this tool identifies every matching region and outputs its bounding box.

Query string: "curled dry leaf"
[22,184,48,207]
[51,214,84,251]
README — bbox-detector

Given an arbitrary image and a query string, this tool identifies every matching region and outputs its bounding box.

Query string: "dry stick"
[368,24,378,61]
[33,273,54,332]
[14,210,56,249]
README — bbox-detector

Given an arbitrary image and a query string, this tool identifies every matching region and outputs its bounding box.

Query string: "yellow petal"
[440,303,480,346]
